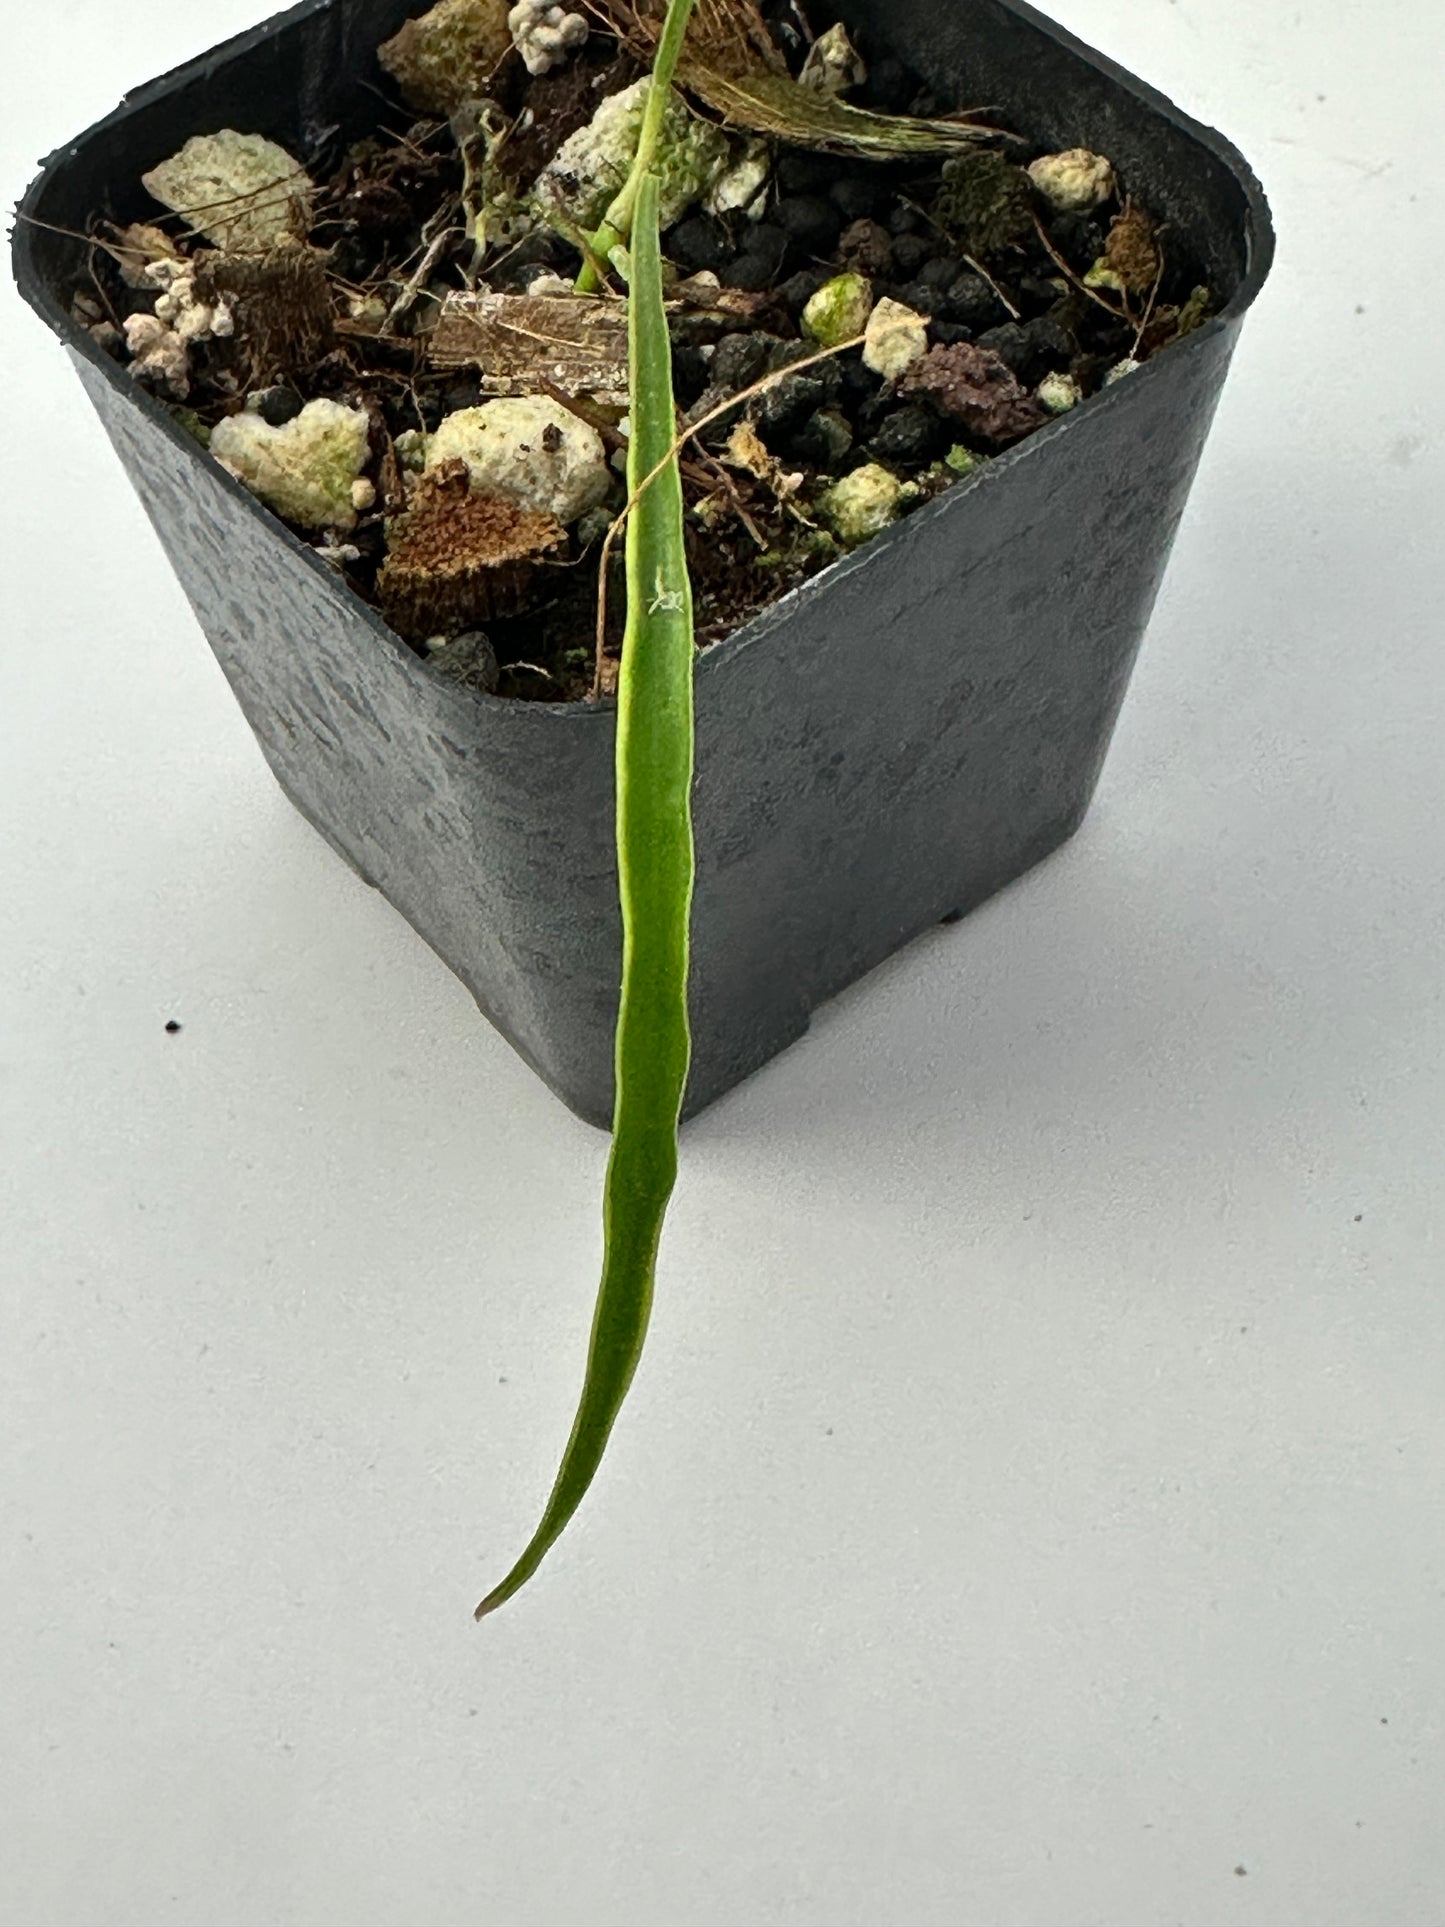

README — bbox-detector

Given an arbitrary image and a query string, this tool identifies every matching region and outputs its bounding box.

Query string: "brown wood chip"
[429,291,630,404]
[377,460,568,642]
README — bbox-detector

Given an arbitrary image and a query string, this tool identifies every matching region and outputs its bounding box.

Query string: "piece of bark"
[192,246,334,381]
[429,291,630,404]
[377,459,567,641]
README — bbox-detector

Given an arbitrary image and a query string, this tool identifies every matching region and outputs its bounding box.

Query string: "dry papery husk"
[596,0,1004,156]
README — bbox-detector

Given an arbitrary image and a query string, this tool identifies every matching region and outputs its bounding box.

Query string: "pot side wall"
[21,0,1272,1127]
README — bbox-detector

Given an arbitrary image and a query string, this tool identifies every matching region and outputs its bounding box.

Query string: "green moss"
[801,273,874,349]
[934,151,1035,256]
[170,406,211,449]
[944,444,986,475]
[1174,285,1213,339]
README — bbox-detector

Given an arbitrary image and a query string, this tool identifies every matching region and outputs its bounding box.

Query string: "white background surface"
[3,1,1442,1921]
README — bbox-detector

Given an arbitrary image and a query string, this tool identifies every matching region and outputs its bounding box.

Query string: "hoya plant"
[475,0,702,1617]
[28,0,1235,1623]
[471,0,916,1616]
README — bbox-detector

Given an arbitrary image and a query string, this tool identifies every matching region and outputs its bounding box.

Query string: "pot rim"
[11,0,1274,719]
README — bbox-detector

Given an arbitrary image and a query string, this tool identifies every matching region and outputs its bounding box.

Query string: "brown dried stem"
[1031,209,1133,324]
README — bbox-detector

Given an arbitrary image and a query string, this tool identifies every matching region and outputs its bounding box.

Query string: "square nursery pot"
[14,0,1272,1129]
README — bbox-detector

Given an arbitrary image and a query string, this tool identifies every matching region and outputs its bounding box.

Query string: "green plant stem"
[575,0,699,293]
[476,172,694,1619]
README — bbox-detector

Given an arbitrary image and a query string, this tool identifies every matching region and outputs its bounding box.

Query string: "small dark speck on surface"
[164,1019,182,1033]
[1234,1866,1248,1877]
[1354,1212,1364,1222]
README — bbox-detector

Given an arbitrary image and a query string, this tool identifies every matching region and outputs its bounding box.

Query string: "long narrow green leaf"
[475,171,694,1619]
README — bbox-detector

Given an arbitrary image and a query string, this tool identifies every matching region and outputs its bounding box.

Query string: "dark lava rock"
[973,322,1033,376]
[854,388,896,439]
[247,384,304,427]
[945,271,1007,330]
[720,223,789,290]
[752,347,843,440]
[424,629,499,693]
[777,267,830,319]
[778,151,835,194]
[788,407,854,470]
[830,174,890,221]
[917,255,963,291]
[441,375,484,414]
[869,403,946,467]
[775,195,843,256]
[1023,313,1077,368]
[711,331,782,395]
[856,54,913,114]
[1015,272,1067,317]
[490,224,576,290]
[668,213,729,273]
[890,231,936,278]
[515,226,572,269]
[897,280,949,319]
[722,251,780,292]
[837,218,893,277]
[930,320,975,346]
[1050,210,1105,267]
[977,316,1075,385]
[840,358,884,406]
[887,205,921,237]
[671,342,712,406]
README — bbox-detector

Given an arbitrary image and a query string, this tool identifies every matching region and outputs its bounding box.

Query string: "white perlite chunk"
[863,297,929,379]
[508,0,587,74]
[426,397,610,523]
[799,21,867,96]
[1027,148,1115,212]
[532,79,730,232]
[817,463,912,547]
[1103,356,1142,386]
[1037,370,1083,412]
[142,130,315,251]
[122,313,192,398]
[147,257,235,343]
[210,399,372,530]
[705,139,772,219]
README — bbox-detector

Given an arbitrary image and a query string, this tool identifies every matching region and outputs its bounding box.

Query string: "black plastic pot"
[13,0,1272,1128]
